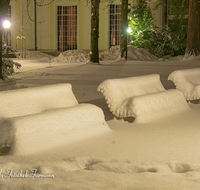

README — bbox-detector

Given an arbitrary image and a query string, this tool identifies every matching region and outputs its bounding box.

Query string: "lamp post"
[3,20,11,58]
[127,28,132,44]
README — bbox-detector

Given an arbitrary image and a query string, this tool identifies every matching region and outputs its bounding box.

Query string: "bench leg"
[114,116,123,121]
[0,144,11,154]
[188,99,200,104]
[114,116,135,123]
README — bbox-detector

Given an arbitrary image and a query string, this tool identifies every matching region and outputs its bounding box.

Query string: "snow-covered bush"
[151,26,187,58]
[128,0,158,53]
[1,41,20,78]
[128,21,187,58]
[52,50,89,63]
[2,40,17,56]
[99,46,120,60]
[128,0,188,58]
[2,58,21,77]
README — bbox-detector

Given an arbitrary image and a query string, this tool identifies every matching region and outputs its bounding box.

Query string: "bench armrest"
[132,89,190,123]
[168,68,200,100]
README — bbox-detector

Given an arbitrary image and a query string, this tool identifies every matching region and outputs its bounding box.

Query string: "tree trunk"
[90,0,100,63]
[0,0,10,79]
[185,0,200,57]
[120,0,128,60]
[34,0,37,51]
[0,26,3,79]
[199,0,200,47]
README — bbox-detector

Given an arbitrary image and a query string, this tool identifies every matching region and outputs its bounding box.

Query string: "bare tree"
[0,0,10,79]
[20,3,29,37]
[185,0,200,57]
[120,0,128,60]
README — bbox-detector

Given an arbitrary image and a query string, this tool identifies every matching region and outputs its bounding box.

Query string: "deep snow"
[0,50,200,189]
[168,67,200,101]
[52,45,158,63]
[0,83,109,156]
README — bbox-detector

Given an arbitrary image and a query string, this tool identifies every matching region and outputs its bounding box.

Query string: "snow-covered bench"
[97,74,190,123]
[168,68,200,102]
[0,83,109,156]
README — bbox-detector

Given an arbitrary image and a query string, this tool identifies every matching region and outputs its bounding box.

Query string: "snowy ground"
[1,50,200,189]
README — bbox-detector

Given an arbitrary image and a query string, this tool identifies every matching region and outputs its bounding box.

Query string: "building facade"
[8,0,165,53]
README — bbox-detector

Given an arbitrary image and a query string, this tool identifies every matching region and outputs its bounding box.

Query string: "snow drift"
[0,83,110,156]
[168,68,200,101]
[25,50,54,60]
[52,45,157,63]
[98,74,190,123]
[52,50,89,63]
[100,45,158,61]
[132,89,190,123]
[1,57,200,189]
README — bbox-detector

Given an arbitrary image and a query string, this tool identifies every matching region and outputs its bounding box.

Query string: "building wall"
[10,0,36,51]
[149,0,165,32]
[10,0,165,53]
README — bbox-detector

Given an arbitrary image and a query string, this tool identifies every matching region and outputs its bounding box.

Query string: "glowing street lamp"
[127,27,132,33]
[3,20,11,29]
[3,20,11,58]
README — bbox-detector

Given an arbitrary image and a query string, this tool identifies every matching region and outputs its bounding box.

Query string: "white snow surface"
[52,45,157,63]
[0,83,109,156]
[100,46,158,61]
[183,54,200,61]
[168,67,200,100]
[52,50,89,63]
[25,50,54,61]
[0,103,109,156]
[98,74,190,123]
[131,89,190,123]
[0,83,78,118]
[1,53,200,189]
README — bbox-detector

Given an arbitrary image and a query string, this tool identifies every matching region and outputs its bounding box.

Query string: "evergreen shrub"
[128,0,188,58]
[1,41,21,79]
[2,58,21,77]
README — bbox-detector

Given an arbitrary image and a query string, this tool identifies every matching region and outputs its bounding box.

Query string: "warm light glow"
[127,28,132,33]
[3,20,11,29]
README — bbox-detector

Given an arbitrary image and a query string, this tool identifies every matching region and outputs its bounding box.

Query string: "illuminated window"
[57,6,77,52]
[109,5,121,47]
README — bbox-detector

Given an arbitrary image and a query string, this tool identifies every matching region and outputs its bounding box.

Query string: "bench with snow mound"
[97,74,190,123]
[0,83,109,156]
[168,68,200,101]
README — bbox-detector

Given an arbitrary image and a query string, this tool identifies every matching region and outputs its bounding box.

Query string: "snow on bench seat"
[97,74,190,123]
[168,68,200,101]
[0,83,109,156]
